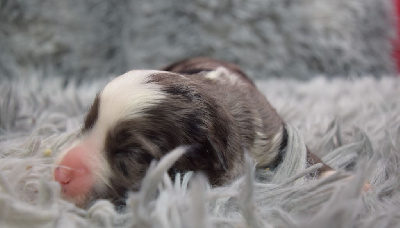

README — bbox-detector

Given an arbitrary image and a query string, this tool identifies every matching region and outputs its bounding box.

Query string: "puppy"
[53,57,331,208]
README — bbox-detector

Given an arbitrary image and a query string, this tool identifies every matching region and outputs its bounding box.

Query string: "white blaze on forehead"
[94,70,167,140]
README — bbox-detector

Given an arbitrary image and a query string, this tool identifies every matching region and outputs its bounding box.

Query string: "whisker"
[41,164,85,174]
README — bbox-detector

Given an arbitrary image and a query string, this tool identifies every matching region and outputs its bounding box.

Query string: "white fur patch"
[205,67,226,80]
[94,70,167,142]
[205,67,246,85]
[250,125,283,167]
[84,134,113,191]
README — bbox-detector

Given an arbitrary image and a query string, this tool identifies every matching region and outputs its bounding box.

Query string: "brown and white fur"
[53,57,332,208]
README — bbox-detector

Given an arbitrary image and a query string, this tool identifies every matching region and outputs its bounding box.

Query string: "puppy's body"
[54,57,329,207]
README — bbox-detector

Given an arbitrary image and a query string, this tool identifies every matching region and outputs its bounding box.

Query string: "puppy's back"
[161,57,255,86]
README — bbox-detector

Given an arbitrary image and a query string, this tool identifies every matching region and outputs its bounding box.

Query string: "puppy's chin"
[62,192,91,208]
[60,180,110,209]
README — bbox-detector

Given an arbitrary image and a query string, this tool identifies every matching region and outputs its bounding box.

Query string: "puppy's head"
[53,70,235,207]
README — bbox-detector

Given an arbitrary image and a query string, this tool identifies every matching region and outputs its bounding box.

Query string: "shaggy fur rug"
[0,75,399,228]
[1,0,399,227]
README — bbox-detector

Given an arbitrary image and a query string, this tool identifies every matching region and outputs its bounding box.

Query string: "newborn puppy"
[54,57,331,208]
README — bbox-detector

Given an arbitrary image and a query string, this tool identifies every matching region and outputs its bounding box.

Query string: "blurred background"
[0,0,397,82]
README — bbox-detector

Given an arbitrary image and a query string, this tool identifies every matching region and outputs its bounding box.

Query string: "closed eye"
[114,150,155,178]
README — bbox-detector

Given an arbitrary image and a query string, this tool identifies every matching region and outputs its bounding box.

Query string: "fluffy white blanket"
[0,76,399,227]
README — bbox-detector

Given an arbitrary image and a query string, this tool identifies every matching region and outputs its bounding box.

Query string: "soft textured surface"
[1,0,399,227]
[0,0,395,80]
[0,75,399,227]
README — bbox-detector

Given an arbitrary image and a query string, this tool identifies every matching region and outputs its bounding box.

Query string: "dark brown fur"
[83,94,100,132]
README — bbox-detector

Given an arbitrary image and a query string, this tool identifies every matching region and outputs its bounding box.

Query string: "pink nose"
[53,144,95,205]
[54,166,72,186]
